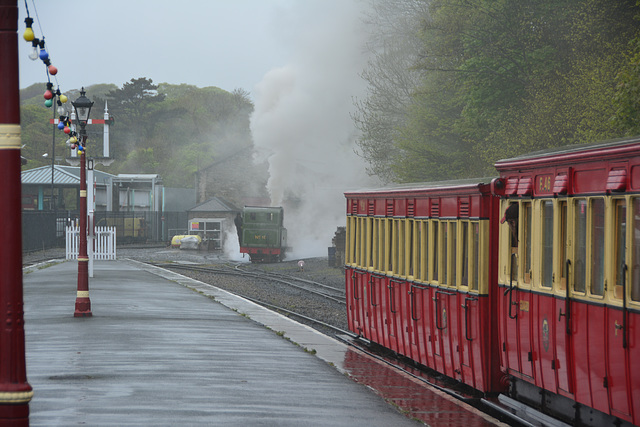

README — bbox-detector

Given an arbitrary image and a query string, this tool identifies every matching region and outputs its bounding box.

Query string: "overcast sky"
[17,0,359,97]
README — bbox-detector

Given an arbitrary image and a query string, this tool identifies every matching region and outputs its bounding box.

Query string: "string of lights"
[21,0,83,152]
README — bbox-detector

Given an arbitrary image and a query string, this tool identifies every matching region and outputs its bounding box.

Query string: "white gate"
[66,226,117,260]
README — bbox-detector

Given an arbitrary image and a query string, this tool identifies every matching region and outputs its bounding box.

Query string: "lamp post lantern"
[72,88,93,317]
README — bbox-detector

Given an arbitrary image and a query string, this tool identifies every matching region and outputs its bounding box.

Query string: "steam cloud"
[250,0,379,259]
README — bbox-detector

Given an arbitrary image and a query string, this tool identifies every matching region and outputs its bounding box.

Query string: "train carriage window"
[461,221,469,288]
[346,216,352,264]
[442,222,449,285]
[408,220,414,277]
[355,217,362,266]
[381,219,389,272]
[366,217,374,269]
[372,218,379,270]
[541,200,554,288]
[591,199,605,297]
[421,220,429,282]
[523,201,532,284]
[558,201,568,291]
[433,221,439,282]
[575,199,587,293]
[450,222,457,287]
[632,199,640,301]
[415,220,422,280]
[390,219,397,273]
[503,202,519,280]
[472,222,480,291]
[614,199,627,299]
[396,219,405,276]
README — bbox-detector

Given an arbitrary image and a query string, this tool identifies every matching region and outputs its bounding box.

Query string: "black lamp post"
[72,88,93,317]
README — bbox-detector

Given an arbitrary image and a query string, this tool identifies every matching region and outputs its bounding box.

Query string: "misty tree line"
[20,79,255,188]
[20,0,640,189]
[353,0,640,183]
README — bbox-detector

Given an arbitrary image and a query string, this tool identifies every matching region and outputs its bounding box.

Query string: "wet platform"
[22,259,506,426]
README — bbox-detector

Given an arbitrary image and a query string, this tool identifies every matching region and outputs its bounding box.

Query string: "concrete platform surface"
[22,259,504,426]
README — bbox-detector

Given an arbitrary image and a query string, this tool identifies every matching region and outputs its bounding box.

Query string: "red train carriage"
[495,138,640,426]
[345,179,505,393]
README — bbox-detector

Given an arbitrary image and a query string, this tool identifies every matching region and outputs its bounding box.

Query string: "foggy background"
[250,1,381,259]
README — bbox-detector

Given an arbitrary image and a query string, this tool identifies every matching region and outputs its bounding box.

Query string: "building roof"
[21,165,115,186]
[113,174,162,182]
[189,197,240,213]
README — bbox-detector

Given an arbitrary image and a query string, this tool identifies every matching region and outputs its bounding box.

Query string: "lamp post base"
[74,258,92,317]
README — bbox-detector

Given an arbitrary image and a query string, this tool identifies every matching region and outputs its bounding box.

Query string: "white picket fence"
[66,226,117,261]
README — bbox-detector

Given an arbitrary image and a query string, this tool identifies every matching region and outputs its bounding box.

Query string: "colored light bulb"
[59,94,68,103]
[48,65,58,75]
[39,48,48,61]
[43,90,53,100]
[23,27,34,42]
[28,45,39,60]
[44,99,53,107]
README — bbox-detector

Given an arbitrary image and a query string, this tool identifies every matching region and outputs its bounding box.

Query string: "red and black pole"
[72,88,93,317]
[74,130,92,317]
[0,0,33,423]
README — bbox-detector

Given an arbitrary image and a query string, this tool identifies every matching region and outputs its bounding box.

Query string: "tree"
[352,0,429,183]
[359,0,640,183]
[613,1,640,135]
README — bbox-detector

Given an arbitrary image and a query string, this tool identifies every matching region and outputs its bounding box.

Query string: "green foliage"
[613,1,640,134]
[20,78,255,188]
[358,0,640,183]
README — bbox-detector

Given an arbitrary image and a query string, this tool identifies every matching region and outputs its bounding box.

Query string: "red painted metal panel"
[555,296,573,397]
[517,176,533,196]
[360,272,374,342]
[370,275,387,347]
[629,311,640,426]
[433,289,456,378]
[631,165,640,191]
[571,302,594,408]
[505,177,518,196]
[534,174,554,196]
[345,267,357,333]
[385,279,401,353]
[397,280,413,359]
[440,197,458,218]
[552,173,568,195]
[415,198,429,217]
[516,291,534,379]
[573,168,607,194]
[585,304,608,414]
[532,294,558,392]
[605,306,632,420]
[606,168,627,192]
[354,271,368,337]
[409,284,429,368]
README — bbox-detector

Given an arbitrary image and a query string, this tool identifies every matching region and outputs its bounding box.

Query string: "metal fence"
[23,210,189,252]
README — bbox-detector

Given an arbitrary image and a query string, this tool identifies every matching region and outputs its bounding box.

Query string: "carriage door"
[606,198,631,418]
[517,201,534,378]
[434,221,457,378]
[555,200,573,395]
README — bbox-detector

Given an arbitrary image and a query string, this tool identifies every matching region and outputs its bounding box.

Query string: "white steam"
[250,0,379,259]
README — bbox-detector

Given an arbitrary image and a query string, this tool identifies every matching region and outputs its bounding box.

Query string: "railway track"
[151,262,346,304]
